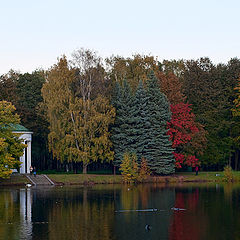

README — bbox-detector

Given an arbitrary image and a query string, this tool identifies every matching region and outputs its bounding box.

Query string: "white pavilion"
[12,124,33,174]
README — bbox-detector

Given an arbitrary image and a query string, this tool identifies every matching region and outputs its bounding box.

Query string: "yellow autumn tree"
[66,96,115,173]
[119,152,138,183]
[0,101,26,178]
[42,55,115,173]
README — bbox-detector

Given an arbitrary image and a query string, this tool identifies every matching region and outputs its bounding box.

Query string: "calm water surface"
[0,183,240,240]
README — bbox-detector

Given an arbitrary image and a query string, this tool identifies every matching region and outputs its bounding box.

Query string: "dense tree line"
[1,48,240,174]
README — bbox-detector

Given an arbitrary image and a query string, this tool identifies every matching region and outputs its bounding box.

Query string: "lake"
[0,183,240,240]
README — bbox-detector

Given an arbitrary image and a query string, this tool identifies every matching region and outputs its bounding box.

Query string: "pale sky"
[1,0,240,74]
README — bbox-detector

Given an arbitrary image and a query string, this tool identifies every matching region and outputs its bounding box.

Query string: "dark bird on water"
[145,224,151,231]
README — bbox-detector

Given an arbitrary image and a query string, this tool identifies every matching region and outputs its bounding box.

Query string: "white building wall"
[14,132,32,174]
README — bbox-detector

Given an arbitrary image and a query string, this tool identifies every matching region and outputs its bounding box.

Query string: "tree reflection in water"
[0,183,240,240]
[47,187,115,240]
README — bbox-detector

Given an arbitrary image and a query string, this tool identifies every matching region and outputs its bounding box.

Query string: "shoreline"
[0,171,240,186]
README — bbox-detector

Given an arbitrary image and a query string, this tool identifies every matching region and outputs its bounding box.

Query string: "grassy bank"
[1,171,240,186]
[48,174,122,185]
[48,171,240,185]
[175,171,240,182]
[0,174,30,186]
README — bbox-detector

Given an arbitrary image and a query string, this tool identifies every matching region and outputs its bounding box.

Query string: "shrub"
[138,157,151,181]
[119,152,138,183]
[223,165,234,182]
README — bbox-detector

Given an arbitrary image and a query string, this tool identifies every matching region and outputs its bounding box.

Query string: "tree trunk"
[235,150,239,171]
[56,160,59,171]
[83,163,87,174]
[113,165,116,175]
[73,161,77,174]
[228,151,232,167]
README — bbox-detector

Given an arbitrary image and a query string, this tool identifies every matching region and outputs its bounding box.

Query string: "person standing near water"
[33,167,36,177]
[195,166,199,175]
[29,166,33,175]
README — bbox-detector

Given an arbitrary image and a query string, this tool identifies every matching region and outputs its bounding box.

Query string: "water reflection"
[115,184,175,240]
[0,183,240,240]
[20,189,32,240]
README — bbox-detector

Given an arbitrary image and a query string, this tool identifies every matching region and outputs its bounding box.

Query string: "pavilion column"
[20,151,26,174]
[26,141,32,174]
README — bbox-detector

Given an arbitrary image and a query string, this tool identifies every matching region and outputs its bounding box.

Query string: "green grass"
[48,171,240,185]
[47,174,122,185]
[0,174,30,186]
[1,171,240,186]
[175,171,240,182]
[39,169,114,175]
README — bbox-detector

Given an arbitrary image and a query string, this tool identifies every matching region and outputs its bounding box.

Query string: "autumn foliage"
[119,152,139,183]
[138,157,151,181]
[168,103,201,168]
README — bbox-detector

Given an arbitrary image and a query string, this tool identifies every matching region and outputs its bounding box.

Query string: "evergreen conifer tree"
[131,80,150,160]
[144,72,175,174]
[111,80,135,167]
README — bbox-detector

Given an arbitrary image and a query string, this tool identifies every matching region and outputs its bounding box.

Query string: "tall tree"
[0,70,19,105]
[67,96,115,173]
[42,56,76,163]
[144,72,175,174]
[182,58,240,169]
[106,54,159,91]
[71,48,111,100]
[160,59,185,79]
[157,70,206,168]
[156,71,186,105]
[167,103,205,168]
[0,70,49,170]
[111,80,135,167]
[16,71,48,169]
[42,56,115,173]
[231,77,240,170]
[131,80,150,161]
[0,101,26,178]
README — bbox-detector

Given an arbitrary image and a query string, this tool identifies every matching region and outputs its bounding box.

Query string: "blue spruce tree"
[131,80,150,161]
[111,80,135,167]
[131,76,175,174]
[144,72,175,174]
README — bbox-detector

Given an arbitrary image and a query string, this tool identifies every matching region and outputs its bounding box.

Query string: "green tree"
[144,72,175,174]
[113,75,175,174]
[131,80,150,161]
[16,71,48,169]
[0,101,26,178]
[182,58,240,169]
[111,80,135,167]
[232,77,240,170]
[0,70,19,105]
[0,70,49,170]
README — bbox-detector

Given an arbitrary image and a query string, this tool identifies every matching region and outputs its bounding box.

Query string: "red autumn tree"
[167,103,203,168]
[157,71,206,168]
